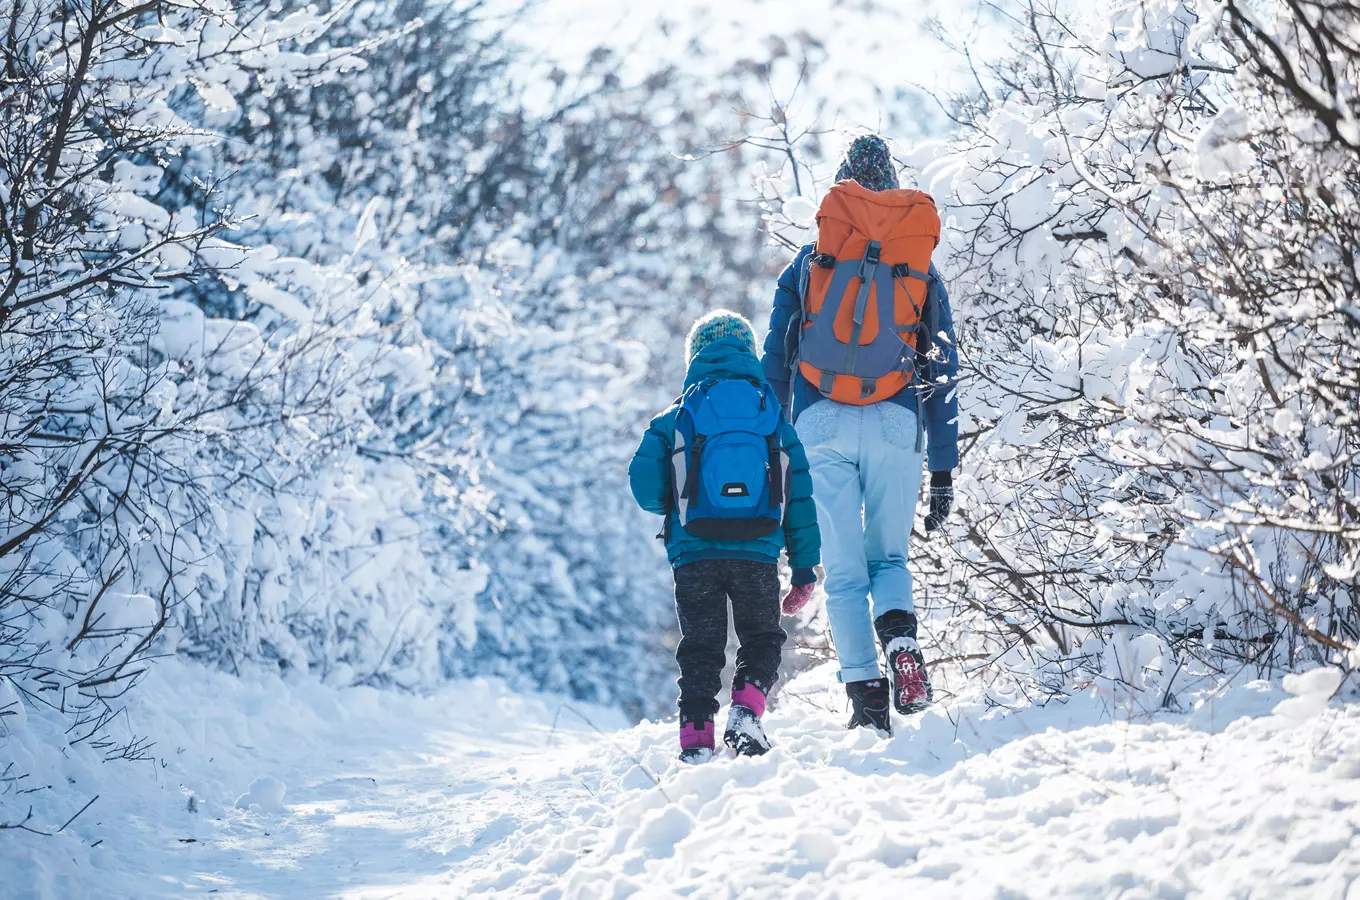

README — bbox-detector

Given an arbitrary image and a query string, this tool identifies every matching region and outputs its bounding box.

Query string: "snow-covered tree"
[0,0,429,751]
[0,0,792,748]
[908,0,1359,708]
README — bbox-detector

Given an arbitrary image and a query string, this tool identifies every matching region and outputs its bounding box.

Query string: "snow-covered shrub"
[908,0,1360,705]
[0,0,407,749]
[0,0,783,743]
[152,0,512,688]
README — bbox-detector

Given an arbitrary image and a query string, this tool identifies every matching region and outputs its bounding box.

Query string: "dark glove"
[924,470,953,533]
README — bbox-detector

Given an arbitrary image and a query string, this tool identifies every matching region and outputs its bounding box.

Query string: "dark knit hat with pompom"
[835,134,900,192]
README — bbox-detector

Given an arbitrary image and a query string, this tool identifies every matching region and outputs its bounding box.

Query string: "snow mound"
[1273,666,1343,726]
[234,775,288,813]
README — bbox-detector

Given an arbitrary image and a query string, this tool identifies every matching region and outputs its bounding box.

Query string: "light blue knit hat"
[686,309,756,364]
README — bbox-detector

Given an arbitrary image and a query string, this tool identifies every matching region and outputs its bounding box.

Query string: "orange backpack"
[795,180,941,405]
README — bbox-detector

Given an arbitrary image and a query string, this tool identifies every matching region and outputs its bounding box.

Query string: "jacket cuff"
[926,445,959,473]
[791,567,816,586]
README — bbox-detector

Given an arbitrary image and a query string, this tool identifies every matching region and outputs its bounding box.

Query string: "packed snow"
[5,656,1359,898]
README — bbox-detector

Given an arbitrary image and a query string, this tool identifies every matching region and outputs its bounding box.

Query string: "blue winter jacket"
[629,338,821,584]
[760,244,961,473]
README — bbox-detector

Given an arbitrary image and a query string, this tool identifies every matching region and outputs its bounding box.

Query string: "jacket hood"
[684,336,764,388]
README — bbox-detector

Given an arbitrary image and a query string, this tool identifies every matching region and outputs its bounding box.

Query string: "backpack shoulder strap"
[675,382,715,502]
[757,381,783,423]
[915,271,940,372]
[678,380,711,415]
[784,250,825,385]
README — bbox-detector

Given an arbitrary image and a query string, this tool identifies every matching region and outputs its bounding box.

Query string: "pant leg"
[674,560,728,722]
[862,402,926,620]
[725,559,784,693]
[797,401,880,683]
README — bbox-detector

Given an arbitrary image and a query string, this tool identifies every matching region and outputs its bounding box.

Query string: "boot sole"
[723,733,770,756]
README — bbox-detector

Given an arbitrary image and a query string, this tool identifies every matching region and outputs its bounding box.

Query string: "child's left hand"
[781,582,815,616]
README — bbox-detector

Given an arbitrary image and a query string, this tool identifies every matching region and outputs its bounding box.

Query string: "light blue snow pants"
[795,399,925,683]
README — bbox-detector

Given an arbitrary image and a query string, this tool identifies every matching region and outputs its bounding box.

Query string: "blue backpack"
[670,379,787,540]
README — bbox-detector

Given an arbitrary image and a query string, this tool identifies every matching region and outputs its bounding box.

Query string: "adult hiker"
[761,133,960,735]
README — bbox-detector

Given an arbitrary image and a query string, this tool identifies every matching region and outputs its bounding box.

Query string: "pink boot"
[730,681,767,718]
[679,718,714,763]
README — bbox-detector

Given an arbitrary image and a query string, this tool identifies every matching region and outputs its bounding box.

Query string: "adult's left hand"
[924,470,954,533]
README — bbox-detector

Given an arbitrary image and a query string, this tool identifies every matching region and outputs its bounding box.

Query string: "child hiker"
[629,311,821,763]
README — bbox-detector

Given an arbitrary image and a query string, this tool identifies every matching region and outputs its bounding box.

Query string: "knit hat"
[835,134,900,192]
[686,309,756,364]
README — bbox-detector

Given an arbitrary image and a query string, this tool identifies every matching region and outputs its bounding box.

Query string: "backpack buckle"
[856,241,881,285]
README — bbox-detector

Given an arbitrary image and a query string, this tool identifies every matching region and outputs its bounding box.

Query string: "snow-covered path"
[437,666,1360,899]
[168,699,606,899]
[4,663,620,899]
[9,660,1360,898]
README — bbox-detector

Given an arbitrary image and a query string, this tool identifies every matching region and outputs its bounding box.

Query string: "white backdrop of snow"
[3,659,1358,898]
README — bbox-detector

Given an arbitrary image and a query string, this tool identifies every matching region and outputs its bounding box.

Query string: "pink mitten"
[781,582,815,616]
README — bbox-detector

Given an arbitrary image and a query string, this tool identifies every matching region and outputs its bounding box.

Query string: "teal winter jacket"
[629,338,821,584]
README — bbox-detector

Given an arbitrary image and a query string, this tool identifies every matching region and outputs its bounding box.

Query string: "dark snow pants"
[674,559,785,723]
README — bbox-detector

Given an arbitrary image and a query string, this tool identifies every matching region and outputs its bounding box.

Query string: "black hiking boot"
[875,610,934,715]
[678,747,714,764]
[845,678,892,735]
[723,704,771,757]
